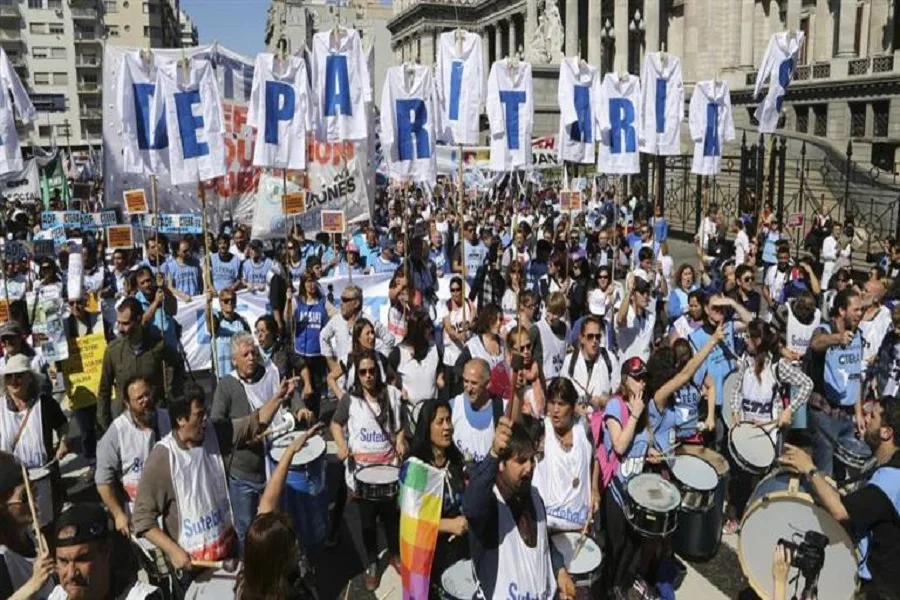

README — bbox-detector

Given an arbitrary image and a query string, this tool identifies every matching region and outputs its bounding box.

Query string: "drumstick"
[658,442,683,458]
[342,584,351,600]
[192,558,239,572]
[571,514,594,561]
[377,587,395,600]
[21,465,45,555]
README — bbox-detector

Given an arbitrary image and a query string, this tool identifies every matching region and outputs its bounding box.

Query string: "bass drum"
[738,469,858,600]
[720,370,740,428]
[673,445,729,561]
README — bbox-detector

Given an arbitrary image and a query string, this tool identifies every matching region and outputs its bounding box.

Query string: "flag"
[40,152,70,209]
[399,457,444,600]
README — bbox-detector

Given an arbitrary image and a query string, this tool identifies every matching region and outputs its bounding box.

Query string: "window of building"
[30,93,66,112]
[795,105,809,134]
[30,23,48,34]
[103,0,116,11]
[799,17,809,64]
[80,73,98,84]
[854,4,863,56]
[49,22,63,34]
[52,72,66,85]
[143,1,156,13]
[106,25,119,36]
[871,143,896,172]
[850,102,866,137]
[874,101,890,138]
[27,0,43,8]
[813,104,828,136]
[38,125,52,139]
[31,46,48,58]
[47,0,61,8]
[51,47,65,58]
[33,72,50,85]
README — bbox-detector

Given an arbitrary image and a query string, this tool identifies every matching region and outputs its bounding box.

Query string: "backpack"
[589,394,629,491]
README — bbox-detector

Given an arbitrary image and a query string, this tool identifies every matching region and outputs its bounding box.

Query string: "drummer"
[211,332,313,554]
[95,376,171,536]
[50,503,159,600]
[0,354,69,533]
[780,396,900,600]
[724,319,812,533]
[533,378,597,533]
[329,349,405,592]
[601,330,722,600]
[132,385,289,572]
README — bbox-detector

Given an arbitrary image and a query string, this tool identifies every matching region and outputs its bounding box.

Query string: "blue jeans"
[228,475,265,557]
[808,408,856,477]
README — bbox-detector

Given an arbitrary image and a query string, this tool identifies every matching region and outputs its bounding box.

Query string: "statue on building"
[525,0,564,64]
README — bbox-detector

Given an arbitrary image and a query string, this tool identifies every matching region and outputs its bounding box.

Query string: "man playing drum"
[132,385,287,573]
[781,396,900,600]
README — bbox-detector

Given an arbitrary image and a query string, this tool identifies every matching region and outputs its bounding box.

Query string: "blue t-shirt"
[210,253,240,292]
[688,322,736,407]
[293,297,328,356]
[166,258,201,296]
[241,258,273,287]
[815,323,863,407]
[136,290,177,348]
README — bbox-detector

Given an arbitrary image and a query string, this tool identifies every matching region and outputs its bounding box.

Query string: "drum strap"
[360,396,398,461]
[10,403,35,454]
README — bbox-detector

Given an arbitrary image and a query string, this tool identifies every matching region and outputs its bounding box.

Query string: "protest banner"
[107,225,134,249]
[123,189,148,214]
[0,159,41,204]
[61,333,106,410]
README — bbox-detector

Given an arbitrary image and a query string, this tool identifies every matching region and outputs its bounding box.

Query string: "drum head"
[356,464,400,484]
[269,433,326,466]
[721,371,740,427]
[184,568,238,599]
[440,559,477,598]
[551,532,602,575]
[27,466,50,481]
[677,445,729,477]
[730,423,776,468]
[671,455,718,491]
[739,491,858,600]
[627,474,682,512]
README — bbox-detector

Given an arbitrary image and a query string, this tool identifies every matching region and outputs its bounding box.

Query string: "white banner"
[1,159,41,204]
[250,157,370,241]
[174,274,455,372]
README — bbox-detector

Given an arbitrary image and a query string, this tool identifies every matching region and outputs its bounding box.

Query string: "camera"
[778,531,828,580]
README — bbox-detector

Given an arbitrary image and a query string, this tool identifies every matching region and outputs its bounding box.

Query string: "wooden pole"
[199,184,219,380]
[21,465,46,554]
[458,144,467,321]
[150,174,170,393]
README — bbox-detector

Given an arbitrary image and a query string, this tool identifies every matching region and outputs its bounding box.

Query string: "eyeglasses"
[4,373,24,381]
[741,277,753,283]
[516,344,532,352]
[220,297,235,304]
[450,287,462,293]
[341,296,359,302]
[358,367,376,376]
[583,333,602,341]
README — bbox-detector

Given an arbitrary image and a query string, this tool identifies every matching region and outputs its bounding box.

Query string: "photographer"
[780,396,900,600]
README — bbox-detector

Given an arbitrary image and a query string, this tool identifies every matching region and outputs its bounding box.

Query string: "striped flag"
[399,457,444,600]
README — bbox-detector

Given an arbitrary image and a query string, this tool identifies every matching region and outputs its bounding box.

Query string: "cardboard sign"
[107,225,134,249]
[0,300,8,323]
[62,332,107,410]
[3,241,26,262]
[41,210,82,229]
[560,191,583,212]
[33,239,56,259]
[123,189,148,214]
[321,210,346,234]
[787,213,805,228]
[282,191,307,217]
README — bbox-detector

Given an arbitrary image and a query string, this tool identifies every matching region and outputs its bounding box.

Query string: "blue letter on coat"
[499,91,526,150]
[396,99,430,161]
[704,103,720,157]
[569,85,592,143]
[609,98,637,154]
[264,81,295,145]
[133,83,168,150]
[174,89,208,159]
[655,79,667,133]
[324,55,351,117]
[448,61,464,121]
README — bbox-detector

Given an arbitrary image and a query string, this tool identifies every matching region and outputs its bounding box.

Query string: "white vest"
[397,345,440,405]
[533,418,592,531]
[739,357,780,424]
[231,363,286,431]
[450,393,496,465]
[466,335,505,371]
[560,351,615,406]
[485,486,556,600]
[49,582,159,600]
[785,303,821,358]
[672,315,701,340]
[0,399,51,527]
[344,389,402,489]
[536,319,567,379]
[443,300,475,367]
[113,410,171,513]
[159,425,234,561]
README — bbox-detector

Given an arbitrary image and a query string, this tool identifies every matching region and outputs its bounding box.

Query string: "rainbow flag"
[399,457,445,600]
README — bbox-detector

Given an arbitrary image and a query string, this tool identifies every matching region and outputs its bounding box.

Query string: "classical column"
[525,0,537,55]
[483,27,491,73]
[837,0,856,56]
[566,0,579,56]
[614,0,628,72]
[739,0,755,66]
[683,0,698,80]
[815,0,831,61]
[786,0,801,30]
[510,16,518,55]
[644,0,660,53]
[588,0,602,66]
[495,21,504,60]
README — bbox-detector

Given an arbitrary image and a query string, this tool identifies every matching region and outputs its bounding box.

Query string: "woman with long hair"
[453,303,505,398]
[290,269,334,416]
[326,317,397,401]
[723,318,813,532]
[330,350,406,590]
[670,337,716,441]
[667,263,699,320]
[405,399,469,595]
[389,307,443,435]
[568,256,591,323]
[600,327,724,600]
[501,261,525,326]
[441,276,475,396]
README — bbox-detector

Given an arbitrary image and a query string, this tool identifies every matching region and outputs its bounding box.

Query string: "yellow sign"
[123,189,148,214]
[560,191,583,212]
[61,333,106,410]
[107,225,134,250]
[281,191,307,216]
[321,210,345,234]
[0,300,8,323]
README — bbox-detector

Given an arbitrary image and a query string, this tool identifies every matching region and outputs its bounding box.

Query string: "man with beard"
[134,267,178,349]
[780,396,900,600]
[210,233,241,294]
[463,415,577,600]
[49,503,159,599]
[97,298,184,431]
[95,376,170,537]
[806,288,865,476]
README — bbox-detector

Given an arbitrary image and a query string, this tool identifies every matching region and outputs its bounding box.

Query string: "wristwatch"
[805,468,819,480]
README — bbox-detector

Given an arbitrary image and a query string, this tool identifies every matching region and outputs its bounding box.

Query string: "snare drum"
[728,422,776,475]
[269,432,329,549]
[625,473,682,538]
[184,568,239,599]
[673,446,730,561]
[670,454,718,512]
[834,437,874,484]
[551,531,603,587]
[721,370,741,427]
[355,464,400,501]
[440,559,479,600]
[739,469,858,600]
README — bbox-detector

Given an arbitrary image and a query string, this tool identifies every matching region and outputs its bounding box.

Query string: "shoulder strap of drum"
[361,394,397,454]
[491,394,504,428]
[598,347,613,380]
[11,403,36,454]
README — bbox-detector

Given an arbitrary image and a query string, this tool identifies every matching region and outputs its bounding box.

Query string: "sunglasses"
[358,367,376,376]
[741,276,753,283]
[341,296,359,302]
[628,373,646,381]
[598,274,610,280]
[4,372,24,380]
[516,344,532,352]
[583,333,602,341]
[450,287,462,292]
[220,297,235,304]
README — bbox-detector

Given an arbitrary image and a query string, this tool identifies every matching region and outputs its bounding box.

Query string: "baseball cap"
[632,276,652,295]
[622,356,648,379]
[0,322,23,339]
[54,503,110,547]
[2,354,30,376]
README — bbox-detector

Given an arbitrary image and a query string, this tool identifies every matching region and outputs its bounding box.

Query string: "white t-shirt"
[615,303,656,362]
[735,229,750,265]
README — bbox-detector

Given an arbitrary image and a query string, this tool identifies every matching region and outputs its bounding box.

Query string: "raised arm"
[654,324,724,402]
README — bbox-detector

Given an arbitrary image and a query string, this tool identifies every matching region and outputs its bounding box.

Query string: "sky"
[181,0,268,58]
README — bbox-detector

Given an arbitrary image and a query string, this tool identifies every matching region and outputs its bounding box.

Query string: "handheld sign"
[321,210,346,234]
[106,225,134,250]
[123,189,149,214]
[560,191,583,212]
[282,192,307,217]
[0,300,8,323]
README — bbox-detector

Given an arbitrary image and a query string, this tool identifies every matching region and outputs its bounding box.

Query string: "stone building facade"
[388,0,900,170]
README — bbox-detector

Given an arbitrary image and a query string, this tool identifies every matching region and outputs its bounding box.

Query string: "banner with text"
[1,159,41,205]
